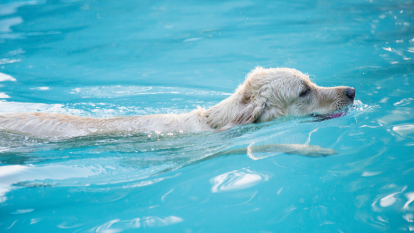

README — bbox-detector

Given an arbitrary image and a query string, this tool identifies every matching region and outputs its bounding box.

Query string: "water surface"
[1,0,414,232]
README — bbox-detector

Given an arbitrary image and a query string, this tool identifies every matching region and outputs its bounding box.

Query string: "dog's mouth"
[310,99,360,120]
[310,102,355,120]
[311,112,347,120]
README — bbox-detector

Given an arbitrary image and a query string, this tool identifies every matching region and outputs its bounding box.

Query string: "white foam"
[0,72,16,82]
[30,87,50,90]
[0,101,72,114]
[0,93,10,98]
[0,58,20,65]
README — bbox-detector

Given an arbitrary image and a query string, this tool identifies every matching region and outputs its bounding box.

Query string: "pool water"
[1,0,414,232]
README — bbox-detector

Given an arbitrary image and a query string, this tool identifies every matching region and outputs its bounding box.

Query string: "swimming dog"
[0,67,355,138]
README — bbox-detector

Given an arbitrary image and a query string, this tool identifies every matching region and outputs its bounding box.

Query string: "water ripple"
[69,85,231,99]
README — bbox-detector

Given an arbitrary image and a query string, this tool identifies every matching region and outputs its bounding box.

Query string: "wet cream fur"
[0,67,354,138]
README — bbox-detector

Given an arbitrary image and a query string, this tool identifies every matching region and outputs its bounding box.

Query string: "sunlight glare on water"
[0,0,414,232]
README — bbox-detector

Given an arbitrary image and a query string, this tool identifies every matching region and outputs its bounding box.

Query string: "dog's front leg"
[219,144,337,160]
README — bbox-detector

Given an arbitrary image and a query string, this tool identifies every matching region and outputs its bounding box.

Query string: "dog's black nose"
[345,88,356,100]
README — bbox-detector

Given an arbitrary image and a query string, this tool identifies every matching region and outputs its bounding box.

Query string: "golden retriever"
[0,67,355,138]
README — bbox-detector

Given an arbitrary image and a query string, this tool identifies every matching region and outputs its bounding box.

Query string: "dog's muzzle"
[344,87,356,101]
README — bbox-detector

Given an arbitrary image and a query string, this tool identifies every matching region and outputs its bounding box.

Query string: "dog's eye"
[299,88,310,97]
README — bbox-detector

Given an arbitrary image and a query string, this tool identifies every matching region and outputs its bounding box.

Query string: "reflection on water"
[90,216,183,232]
[393,124,414,136]
[211,169,269,193]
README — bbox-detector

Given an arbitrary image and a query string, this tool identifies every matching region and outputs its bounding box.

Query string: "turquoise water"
[1,0,414,232]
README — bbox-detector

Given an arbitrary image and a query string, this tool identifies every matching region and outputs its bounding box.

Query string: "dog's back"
[0,113,97,138]
[0,109,210,138]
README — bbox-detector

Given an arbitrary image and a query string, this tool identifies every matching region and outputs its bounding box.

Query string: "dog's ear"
[216,95,266,132]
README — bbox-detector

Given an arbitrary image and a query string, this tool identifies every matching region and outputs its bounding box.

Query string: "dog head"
[207,67,355,130]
